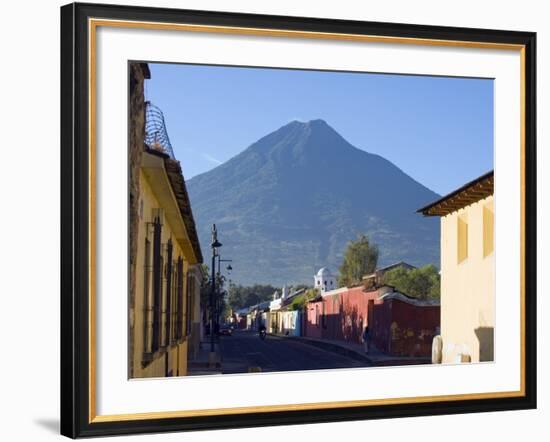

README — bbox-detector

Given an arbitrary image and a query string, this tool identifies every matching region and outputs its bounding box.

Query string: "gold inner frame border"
[87,17,527,423]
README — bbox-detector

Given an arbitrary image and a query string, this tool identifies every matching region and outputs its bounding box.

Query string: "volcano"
[186,119,440,286]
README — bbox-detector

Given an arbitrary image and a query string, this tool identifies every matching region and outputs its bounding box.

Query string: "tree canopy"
[382,264,440,301]
[227,284,279,310]
[338,234,379,287]
[287,288,319,311]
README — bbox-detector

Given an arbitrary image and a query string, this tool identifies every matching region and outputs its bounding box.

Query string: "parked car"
[219,325,233,336]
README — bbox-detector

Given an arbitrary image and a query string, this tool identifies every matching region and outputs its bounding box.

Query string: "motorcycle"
[259,328,267,340]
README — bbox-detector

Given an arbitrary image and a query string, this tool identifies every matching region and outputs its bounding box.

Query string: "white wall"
[0,0,546,441]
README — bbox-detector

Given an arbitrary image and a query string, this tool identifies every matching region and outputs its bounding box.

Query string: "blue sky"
[145,63,493,196]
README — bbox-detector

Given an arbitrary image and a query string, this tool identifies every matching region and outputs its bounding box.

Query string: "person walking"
[362,325,370,354]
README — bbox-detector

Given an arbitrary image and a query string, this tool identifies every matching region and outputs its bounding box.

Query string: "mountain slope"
[186,120,440,286]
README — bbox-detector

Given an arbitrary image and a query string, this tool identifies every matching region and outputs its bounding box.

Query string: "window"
[186,272,194,336]
[176,257,184,340]
[159,254,166,347]
[151,213,162,353]
[483,202,494,257]
[171,259,178,342]
[143,237,152,355]
[457,213,468,264]
[164,239,173,345]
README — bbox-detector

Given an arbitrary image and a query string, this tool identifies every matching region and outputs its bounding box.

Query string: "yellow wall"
[440,196,494,363]
[187,265,203,361]
[130,168,193,378]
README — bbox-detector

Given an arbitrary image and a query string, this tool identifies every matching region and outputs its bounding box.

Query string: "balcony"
[145,101,175,159]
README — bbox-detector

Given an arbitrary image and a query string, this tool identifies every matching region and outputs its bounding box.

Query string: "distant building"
[418,171,494,363]
[314,267,336,293]
[267,286,306,336]
[269,291,282,312]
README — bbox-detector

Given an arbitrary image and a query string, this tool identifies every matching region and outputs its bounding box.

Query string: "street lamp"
[209,224,222,354]
[217,258,233,275]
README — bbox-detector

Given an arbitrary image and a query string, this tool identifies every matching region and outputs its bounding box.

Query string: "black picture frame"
[61,2,537,438]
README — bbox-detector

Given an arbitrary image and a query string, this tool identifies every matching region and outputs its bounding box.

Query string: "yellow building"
[129,63,203,378]
[418,171,494,364]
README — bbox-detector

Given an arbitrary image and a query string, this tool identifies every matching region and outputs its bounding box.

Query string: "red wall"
[304,287,440,357]
[370,299,440,357]
[304,286,382,344]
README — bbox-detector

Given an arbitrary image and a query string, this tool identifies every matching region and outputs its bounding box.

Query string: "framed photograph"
[60,2,537,438]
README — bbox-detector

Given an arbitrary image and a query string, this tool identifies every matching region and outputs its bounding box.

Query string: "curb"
[270,334,372,364]
[369,358,431,367]
[188,361,221,369]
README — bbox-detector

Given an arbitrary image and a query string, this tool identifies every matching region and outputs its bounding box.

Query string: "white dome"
[316,267,332,277]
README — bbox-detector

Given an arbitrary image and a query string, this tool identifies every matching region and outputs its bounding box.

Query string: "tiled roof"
[417,170,494,217]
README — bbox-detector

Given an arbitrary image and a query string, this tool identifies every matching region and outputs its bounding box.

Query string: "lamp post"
[209,224,222,354]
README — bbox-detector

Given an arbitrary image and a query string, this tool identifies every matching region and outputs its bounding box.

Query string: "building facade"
[418,171,494,363]
[129,63,203,378]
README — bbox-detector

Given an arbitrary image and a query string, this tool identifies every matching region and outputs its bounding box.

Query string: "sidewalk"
[187,340,222,375]
[270,334,431,366]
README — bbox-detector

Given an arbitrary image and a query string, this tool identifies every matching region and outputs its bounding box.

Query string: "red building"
[304,285,387,343]
[368,292,440,357]
[304,285,440,357]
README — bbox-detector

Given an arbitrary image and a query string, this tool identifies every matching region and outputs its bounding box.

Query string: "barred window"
[151,213,162,353]
[143,237,153,355]
[186,272,194,336]
[170,258,178,344]
[164,239,173,346]
[176,257,184,340]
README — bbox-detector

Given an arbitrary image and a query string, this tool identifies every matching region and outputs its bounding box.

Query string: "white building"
[314,267,336,293]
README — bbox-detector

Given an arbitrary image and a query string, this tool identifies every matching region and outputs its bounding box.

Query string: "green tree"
[227,284,245,310]
[288,288,319,311]
[199,264,212,307]
[227,284,279,310]
[244,292,261,307]
[382,264,440,301]
[200,264,232,322]
[338,234,379,287]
